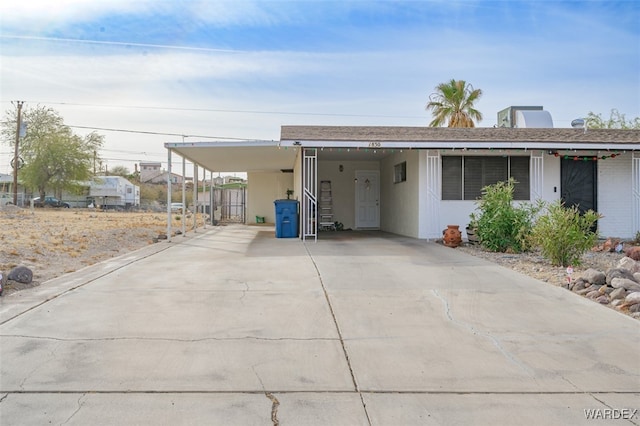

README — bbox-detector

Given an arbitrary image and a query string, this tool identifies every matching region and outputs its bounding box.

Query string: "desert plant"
[529,200,600,267]
[473,179,540,253]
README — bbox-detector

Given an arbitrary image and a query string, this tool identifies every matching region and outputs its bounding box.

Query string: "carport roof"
[164,140,298,173]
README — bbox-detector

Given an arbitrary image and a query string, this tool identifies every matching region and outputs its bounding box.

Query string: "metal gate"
[302,148,318,241]
[212,186,246,223]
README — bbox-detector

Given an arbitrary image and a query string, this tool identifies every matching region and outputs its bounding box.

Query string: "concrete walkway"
[1,225,638,425]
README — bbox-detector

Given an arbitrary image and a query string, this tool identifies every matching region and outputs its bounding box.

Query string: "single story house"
[165,126,640,241]
[140,161,185,185]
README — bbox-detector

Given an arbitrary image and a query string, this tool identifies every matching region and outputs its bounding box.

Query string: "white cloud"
[0,0,155,28]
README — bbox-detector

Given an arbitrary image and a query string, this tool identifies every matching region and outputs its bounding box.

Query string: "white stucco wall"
[380,150,421,238]
[246,171,294,224]
[317,160,379,230]
[598,154,633,238]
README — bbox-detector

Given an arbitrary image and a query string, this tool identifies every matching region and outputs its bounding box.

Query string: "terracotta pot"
[443,225,462,248]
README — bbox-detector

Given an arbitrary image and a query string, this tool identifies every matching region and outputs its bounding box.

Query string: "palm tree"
[426,79,483,127]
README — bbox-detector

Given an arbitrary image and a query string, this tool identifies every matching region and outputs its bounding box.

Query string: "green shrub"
[474,179,540,253]
[530,201,600,267]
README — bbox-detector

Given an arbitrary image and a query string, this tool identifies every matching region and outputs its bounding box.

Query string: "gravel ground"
[455,242,625,287]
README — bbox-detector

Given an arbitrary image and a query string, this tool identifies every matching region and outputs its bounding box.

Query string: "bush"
[530,201,600,267]
[473,179,540,253]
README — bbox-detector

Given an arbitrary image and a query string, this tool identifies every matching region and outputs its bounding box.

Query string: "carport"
[164,138,392,242]
[164,140,297,240]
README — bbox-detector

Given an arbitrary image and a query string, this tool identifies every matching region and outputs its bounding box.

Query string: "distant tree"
[1,105,104,199]
[109,165,131,178]
[585,109,640,129]
[426,79,483,127]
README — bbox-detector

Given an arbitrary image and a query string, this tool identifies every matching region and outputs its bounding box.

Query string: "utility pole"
[13,101,24,205]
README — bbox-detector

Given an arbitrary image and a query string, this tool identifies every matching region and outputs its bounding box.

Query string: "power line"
[17,100,425,120]
[66,124,272,141]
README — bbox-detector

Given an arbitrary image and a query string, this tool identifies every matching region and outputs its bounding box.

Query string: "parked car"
[170,202,185,213]
[33,196,70,208]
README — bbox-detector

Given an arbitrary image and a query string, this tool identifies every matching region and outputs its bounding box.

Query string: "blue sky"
[1,0,639,173]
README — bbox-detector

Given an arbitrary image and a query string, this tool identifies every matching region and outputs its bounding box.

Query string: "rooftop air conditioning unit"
[497,106,553,128]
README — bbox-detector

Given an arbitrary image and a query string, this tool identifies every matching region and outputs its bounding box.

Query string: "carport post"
[209,171,214,225]
[181,156,186,236]
[166,148,172,242]
[193,163,198,232]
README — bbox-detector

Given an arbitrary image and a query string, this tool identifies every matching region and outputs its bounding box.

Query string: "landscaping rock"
[585,290,601,299]
[577,284,599,295]
[609,287,627,301]
[629,303,640,313]
[625,292,640,305]
[571,279,587,292]
[611,277,640,292]
[635,272,640,283]
[598,285,613,294]
[594,295,609,304]
[617,256,639,273]
[606,268,636,286]
[580,268,606,285]
[625,246,640,261]
[8,266,33,284]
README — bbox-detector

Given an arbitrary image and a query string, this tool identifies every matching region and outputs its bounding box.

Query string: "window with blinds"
[442,156,530,201]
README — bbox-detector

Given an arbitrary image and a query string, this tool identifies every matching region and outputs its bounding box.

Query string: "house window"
[394,161,407,183]
[442,156,530,200]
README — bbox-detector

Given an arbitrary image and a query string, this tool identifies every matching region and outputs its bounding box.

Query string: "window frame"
[441,155,530,201]
[394,161,407,184]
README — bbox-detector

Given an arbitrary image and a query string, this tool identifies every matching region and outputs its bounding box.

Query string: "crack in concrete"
[1,334,337,343]
[18,342,60,391]
[252,367,280,426]
[61,393,87,425]
[587,393,640,425]
[238,281,250,303]
[265,392,280,426]
[304,245,372,426]
[432,289,534,377]
[0,393,8,403]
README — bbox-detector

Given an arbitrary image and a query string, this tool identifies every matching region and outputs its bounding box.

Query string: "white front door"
[355,170,380,229]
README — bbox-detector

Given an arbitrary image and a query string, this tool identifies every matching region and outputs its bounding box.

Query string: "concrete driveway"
[1,225,638,425]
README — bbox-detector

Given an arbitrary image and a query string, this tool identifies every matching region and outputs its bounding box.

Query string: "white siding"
[425,150,441,239]
[598,154,633,238]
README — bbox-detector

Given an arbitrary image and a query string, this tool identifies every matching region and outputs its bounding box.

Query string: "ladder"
[319,180,336,231]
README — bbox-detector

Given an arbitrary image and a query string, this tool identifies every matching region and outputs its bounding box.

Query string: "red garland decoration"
[549,151,621,161]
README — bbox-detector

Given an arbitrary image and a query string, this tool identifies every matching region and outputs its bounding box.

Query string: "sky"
[1,0,639,175]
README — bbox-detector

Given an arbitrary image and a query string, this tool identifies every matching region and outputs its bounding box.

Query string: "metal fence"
[213,187,246,223]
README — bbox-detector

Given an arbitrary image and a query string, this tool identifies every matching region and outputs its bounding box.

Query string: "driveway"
[1,225,638,425]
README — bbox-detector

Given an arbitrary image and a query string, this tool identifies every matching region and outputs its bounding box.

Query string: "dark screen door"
[561,158,597,213]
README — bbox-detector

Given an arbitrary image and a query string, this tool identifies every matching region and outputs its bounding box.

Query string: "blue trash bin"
[274,199,299,238]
